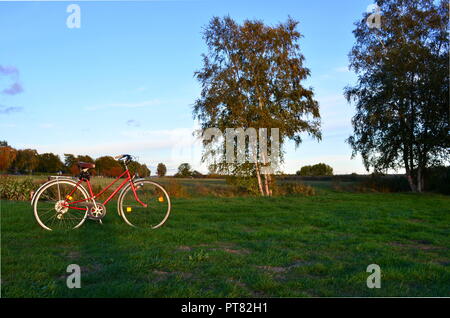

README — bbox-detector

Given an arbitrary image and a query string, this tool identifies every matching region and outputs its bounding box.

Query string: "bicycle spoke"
[120,181,170,228]
[34,181,88,231]
[40,208,56,218]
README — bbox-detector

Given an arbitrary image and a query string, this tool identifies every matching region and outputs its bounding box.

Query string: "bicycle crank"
[86,202,107,220]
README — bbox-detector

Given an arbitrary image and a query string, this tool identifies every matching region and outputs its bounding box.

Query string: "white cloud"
[316,93,347,109]
[20,124,207,175]
[334,66,350,73]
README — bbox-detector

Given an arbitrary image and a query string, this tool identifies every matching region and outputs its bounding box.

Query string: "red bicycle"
[31,154,171,231]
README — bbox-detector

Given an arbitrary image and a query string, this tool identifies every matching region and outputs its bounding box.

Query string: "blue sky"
[0,0,375,175]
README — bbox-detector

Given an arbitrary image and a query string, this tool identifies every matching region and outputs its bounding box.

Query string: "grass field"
[1,184,449,297]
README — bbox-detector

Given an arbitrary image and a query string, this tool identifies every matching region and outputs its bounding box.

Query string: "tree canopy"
[0,142,150,177]
[345,0,449,192]
[157,163,167,177]
[12,149,39,173]
[194,16,321,195]
[175,163,193,178]
[296,163,333,176]
[36,153,64,173]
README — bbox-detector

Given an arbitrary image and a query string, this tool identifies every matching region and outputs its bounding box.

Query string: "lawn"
[1,190,449,297]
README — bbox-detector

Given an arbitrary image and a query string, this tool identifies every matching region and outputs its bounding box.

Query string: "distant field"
[1,189,449,297]
[8,175,229,187]
[6,174,348,196]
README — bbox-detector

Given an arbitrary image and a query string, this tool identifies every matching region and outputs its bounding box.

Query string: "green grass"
[1,191,449,297]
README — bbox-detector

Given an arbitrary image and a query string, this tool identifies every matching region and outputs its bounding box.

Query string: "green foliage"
[164,180,189,198]
[63,154,76,168]
[273,182,316,196]
[224,162,260,195]
[226,175,260,196]
[424,166,450,195]
[140,164,151,177]
[296,163,333,176]
[191,183,238,197]
[94,156,122,177]
[193,16,321,196]
[36,153,64,173]
[191,170,204,178]
[11,149,39,173]
[2,142,149,177]
[64,154,95,175]
[174,163,193,178]
[346,0,449,192]
[77,155,95,164]
[0,176,36,200]
[357,174,411,193]
[208,164,218,175]
[156,163,167,177]
[126,161,150,177]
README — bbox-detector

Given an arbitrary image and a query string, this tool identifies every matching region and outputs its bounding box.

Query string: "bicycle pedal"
[87,202,107,220]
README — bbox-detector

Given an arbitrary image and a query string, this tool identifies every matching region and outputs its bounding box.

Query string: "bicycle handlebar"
[114,154,132,161]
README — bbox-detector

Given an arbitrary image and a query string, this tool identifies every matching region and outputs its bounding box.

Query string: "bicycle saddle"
[78,162,95,169]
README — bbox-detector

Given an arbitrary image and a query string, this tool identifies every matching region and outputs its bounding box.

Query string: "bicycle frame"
[64,169,147,211]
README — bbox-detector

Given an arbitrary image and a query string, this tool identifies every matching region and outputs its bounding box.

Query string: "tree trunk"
[254,160,265,196]
[256,91,273,196]
[406,169,417,192]
[260,151,272,196]
[263,172,270,196]
[404,149,417,193]
[266,173,273,196]
[416,166,424,193]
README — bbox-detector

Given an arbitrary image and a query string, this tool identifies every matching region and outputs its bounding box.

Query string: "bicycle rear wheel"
[33,180,89,231]
[118,180,171,229]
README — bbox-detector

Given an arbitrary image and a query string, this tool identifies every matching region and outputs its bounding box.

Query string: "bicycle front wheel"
[118,180,171,229]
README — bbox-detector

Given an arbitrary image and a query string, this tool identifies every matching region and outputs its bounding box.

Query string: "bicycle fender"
[30,178,88,206]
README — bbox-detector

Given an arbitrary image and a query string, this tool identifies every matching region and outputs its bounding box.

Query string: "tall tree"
[346,0,449,192]
[0,144,17,172]
[94,156,122,177]
[126,161,150,177]
[194,16,321,196]
[37,153,64,173]
[64,154,76,168]
[12,149,39,173]
[64,154,95,175]
[296,163,333,176]
[139,164,151,177]
[175,163,192,178]
[77,155,94,163]
[157,163,167,177]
